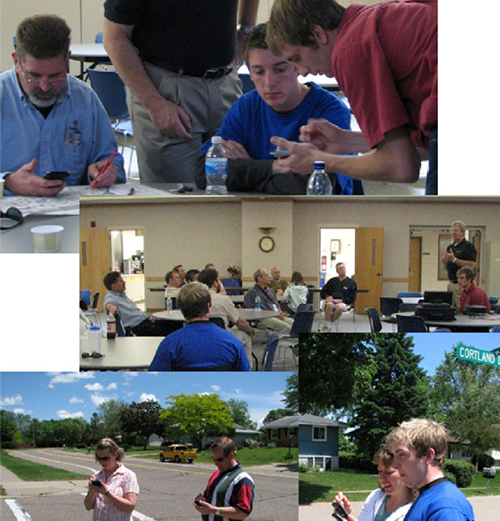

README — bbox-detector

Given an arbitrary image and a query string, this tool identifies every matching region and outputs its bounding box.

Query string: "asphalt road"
[1,448,298,521]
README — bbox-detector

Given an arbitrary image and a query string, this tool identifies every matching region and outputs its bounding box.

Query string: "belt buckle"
[203,66,232,80]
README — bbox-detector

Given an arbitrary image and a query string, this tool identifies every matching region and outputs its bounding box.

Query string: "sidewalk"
[298,495,500,521]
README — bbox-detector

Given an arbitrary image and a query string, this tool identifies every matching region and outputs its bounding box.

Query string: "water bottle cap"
[212,136,222,144]
[89,326,100,331]
[314,161,325,169]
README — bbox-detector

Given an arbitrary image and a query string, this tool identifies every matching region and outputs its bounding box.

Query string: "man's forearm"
[103,19,163,111]
[238,0,259,26]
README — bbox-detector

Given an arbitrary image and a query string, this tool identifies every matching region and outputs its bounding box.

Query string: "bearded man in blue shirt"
[0,14,125,196]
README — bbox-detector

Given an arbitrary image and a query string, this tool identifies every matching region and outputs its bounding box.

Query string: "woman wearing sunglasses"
[84,438,139,520]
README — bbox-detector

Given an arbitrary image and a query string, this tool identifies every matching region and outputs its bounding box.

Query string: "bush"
[267,443,276,449]
[242,438,259,449]
[299,463,309,473]
[472,453,494,471]
[444,459,475,488]
[339,453,377,473]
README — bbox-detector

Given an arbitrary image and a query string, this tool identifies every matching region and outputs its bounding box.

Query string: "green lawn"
[299,469,500,504]
[0,450,89,482]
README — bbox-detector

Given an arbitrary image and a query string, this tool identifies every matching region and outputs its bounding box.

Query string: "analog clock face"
[259,236,275,253]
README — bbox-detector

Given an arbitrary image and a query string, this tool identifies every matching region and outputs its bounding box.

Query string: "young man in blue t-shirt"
[195,22,354,195]
[386,419,474,521]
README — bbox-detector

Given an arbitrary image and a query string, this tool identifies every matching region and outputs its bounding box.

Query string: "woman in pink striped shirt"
[84,438,139,520]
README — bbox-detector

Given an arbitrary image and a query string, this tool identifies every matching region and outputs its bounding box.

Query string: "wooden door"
[80,229,111,311]
[409,236,422,293]
[354,227,384,313]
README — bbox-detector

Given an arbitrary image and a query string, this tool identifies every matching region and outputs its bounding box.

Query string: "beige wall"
[81,196,500,311]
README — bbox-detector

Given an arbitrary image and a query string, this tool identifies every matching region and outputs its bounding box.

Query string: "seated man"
[243,268,294,333]
[185,269,200,283]
[320,262,357,330]
[194,22,353,195]
[457,266,491,313]
[164,270,183,302]
[103,272,180,336]
[197,268,255,365]
[269,266,288,296]
[172,264,187,286]
[0,14,125,196]
[149,282,250,371]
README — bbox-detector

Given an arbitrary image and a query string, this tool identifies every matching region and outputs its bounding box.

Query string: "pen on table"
[91,149,117,189]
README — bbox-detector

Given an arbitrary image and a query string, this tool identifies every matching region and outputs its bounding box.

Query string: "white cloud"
[85,383,105,392]
[48,372,95,388]
[211,385,221,391]
[69,396,84,404]
[13,408,32,415]
[90,394,114,407]
[107,383,118,390]
[139,393,158,403]
[0,394,23,406]
[57,410,85,419]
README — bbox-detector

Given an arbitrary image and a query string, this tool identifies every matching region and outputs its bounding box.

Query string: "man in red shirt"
[457,266,491,313]
[267,0,437,194]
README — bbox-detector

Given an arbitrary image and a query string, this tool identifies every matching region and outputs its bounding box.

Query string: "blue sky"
[0,372,293,428]
[406,332,500,376]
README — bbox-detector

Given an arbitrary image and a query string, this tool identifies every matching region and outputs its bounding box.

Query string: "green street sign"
[456,343,500,367]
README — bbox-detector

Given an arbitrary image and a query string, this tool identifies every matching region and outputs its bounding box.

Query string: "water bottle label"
[206,158,228,175]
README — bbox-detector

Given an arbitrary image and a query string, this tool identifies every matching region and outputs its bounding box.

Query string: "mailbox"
[483,467,496,479]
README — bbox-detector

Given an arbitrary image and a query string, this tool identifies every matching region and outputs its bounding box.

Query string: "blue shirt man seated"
[103,271,180,337]
[0,14,125,196]
[149,282,250,372]
[195,22,353,195]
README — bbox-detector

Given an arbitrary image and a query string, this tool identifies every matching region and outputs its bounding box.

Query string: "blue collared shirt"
[103,290,148,328]
[0,67,125,194]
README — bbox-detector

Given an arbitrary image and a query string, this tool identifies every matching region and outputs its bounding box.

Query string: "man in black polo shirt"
[320,262,357,331]
[440,220,477,309]
[103,0,259,183]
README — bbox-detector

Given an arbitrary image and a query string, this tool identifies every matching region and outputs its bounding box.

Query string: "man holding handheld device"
[0,14,125,196]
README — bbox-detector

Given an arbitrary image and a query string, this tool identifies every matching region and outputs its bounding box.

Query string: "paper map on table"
[3,184,169,217]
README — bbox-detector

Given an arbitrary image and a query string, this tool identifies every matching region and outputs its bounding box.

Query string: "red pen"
[91,149,117,189]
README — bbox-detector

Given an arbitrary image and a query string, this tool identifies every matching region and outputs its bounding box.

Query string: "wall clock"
[259,236,275,253]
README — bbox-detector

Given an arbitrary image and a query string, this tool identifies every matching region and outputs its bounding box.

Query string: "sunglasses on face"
[96,455,112,461]
[212,456,227,462]
[0,207,24,230]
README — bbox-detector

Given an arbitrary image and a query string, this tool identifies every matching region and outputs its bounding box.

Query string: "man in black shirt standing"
[320,262,357,331]
[440,220,477,309]
[103,0,259,183]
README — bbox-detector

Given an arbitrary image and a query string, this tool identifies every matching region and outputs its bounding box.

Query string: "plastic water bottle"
[306,161,333,195]
[205,136,228,195]
[166,297,173,313]
[255,295,261,312]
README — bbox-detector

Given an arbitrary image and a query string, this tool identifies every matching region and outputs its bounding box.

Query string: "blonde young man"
[386,419,474,521]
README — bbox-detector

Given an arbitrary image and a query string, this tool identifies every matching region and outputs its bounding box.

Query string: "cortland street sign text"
[456,343,500,367]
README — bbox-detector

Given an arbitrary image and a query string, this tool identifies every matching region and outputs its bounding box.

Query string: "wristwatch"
[215,508,221,516]
[237,24,253,35]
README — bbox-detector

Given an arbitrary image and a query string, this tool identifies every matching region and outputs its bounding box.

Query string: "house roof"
[264,414,349,429]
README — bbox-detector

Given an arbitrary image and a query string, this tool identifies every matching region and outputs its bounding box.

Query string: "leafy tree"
[225,399,256,429]
[0,410,21,448]
[298,333,374,415]
[263,408,295,425]
[349,333,430,459]
[160,394,234,448]
[94,400,127,439]
[430,347,500,469]
[120,400,163,450]
[14,413,33,443]
[282,372,299,412]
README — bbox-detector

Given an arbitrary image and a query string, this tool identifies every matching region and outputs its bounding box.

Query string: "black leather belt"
[149,61,234,79]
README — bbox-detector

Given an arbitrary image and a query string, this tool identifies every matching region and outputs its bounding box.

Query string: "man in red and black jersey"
[194,437,254,520]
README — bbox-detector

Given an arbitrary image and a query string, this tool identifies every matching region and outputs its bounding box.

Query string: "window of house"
[313,426,327,441]
[270,429,279,439]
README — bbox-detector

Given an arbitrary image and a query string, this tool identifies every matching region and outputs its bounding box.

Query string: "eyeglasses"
[0,207,24,230]
[96,455,112,461]
[20,64,67,87]
[212,456,227,462]
[81,352,105,359]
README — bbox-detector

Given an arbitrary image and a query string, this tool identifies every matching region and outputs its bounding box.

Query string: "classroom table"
[384,311,500,332]
[80,335,161,370]
[0,213,79,253]
[153,308,280,322]
[229,294,285,304]
[70,43,111,79]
